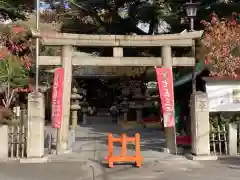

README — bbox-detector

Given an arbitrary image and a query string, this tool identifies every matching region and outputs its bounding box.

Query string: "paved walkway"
[98,157,240,180]
[45,116,167,160]
[10,116,234,180]
[0,156,240,180]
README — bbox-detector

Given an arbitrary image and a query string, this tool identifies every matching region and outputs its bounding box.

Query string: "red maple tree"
[1,25,33,70]
[201,12,240,77]
[0,24,33,107]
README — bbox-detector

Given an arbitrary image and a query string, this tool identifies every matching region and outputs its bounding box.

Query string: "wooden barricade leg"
[121,133,127,157]
[108,133,114,168]
[135,133,142,167]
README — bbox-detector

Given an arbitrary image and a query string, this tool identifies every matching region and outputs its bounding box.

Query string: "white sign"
[205,81,240,112]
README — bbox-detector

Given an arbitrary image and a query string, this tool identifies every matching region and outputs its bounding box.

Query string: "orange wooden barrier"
[107,133,143,168]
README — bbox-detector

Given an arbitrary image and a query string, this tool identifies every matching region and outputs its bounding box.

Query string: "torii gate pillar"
[162,45,177,154]
[56,45,73,153]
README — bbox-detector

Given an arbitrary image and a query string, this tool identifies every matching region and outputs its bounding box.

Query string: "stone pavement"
[0,161,93,180]
[98,157,240,180]
[32,116,239,180]
[0,156,240,180]
[45,116,167,160]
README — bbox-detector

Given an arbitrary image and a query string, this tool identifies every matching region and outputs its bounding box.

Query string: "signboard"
[73,67,146,77]
[51,68,64,128]
[206,81,240,112]
[156,68,175,127]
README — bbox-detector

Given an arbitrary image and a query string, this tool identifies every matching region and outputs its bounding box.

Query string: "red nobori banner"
[156,68,175,127]
[52,68,64,129]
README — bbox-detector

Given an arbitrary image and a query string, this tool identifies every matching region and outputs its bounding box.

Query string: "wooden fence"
[8,109,27,159]
[210,121,240,156]
[238,123,240,154]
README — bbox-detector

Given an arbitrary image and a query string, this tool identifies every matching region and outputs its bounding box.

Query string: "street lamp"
[184,1,200,31]
[184,1,200,93]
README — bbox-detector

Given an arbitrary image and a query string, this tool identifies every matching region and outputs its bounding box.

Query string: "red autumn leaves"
[201,12,240,77]
[0,25,32,70]
[0,26,25,58]
[0,25,33,92]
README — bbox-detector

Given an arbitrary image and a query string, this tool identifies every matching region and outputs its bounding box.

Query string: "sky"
[39,1,51,13]
[40,1,70,13]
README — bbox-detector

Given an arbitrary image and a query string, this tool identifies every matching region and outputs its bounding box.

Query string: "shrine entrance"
[31,29,203,154]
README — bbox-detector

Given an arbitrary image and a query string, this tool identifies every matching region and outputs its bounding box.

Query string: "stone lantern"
[79,88,89,125]
[70,87,81,128]
[121,86,130,122]
[120,98,129,122]
[132,81,145,124]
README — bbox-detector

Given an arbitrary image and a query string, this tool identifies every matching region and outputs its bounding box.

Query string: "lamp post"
[184,1,200,93]
[184,1,200,31]
[35,0,40,91]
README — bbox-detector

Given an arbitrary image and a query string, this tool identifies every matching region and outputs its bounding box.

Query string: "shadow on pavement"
[74,115,166,153]
[217,156,240,169]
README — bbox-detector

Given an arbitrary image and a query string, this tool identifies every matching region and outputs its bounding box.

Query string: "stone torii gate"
[31,29,203,154]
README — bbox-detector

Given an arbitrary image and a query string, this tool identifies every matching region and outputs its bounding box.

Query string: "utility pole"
[35,0,40,91]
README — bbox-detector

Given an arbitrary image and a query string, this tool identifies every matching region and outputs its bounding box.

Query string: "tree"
[0,24,33,108]
[39,0,240,34]
[0,0,238,34]
[0,57,29,108]
[201,12,240,77]
[38,0,240,64]
[0,105,12,124]
[39,1,240,80]
[41,0,184,34]
[0,0,34,20]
